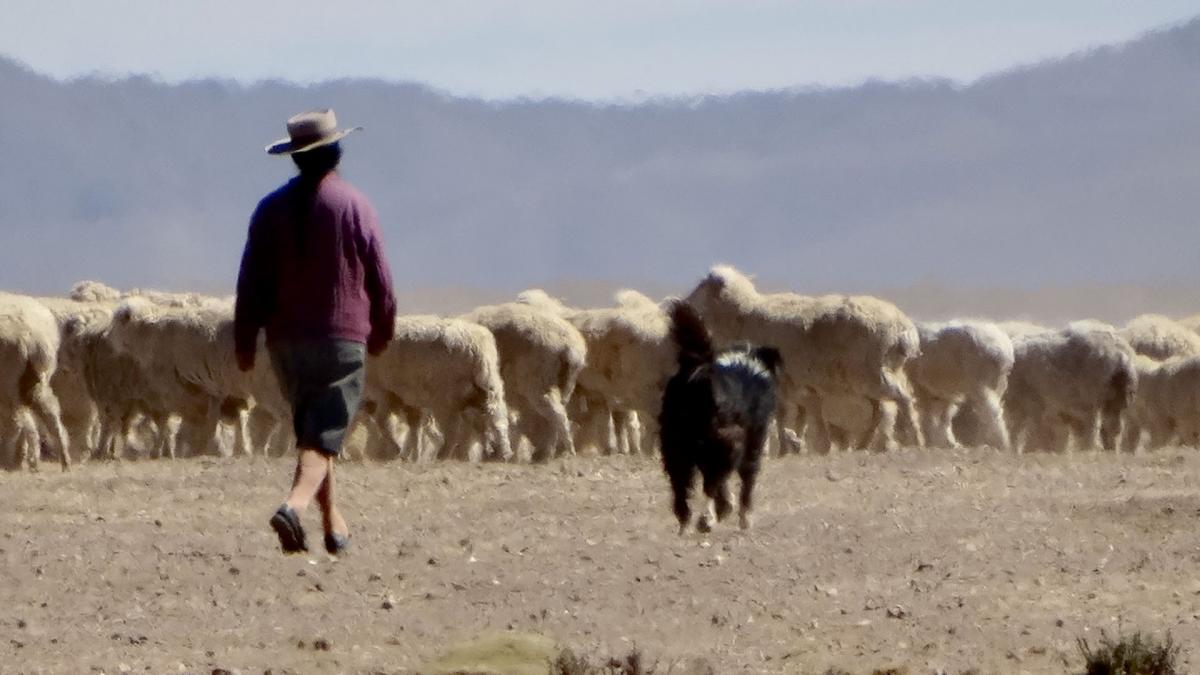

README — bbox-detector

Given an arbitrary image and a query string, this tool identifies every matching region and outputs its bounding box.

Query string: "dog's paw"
[696,516,713,533]
[738,512,753,530]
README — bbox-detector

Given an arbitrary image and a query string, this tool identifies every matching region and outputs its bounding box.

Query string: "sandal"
[324,532,350,555]
[269,505,308,554]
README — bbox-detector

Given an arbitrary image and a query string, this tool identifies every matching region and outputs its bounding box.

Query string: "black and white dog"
[659,300,782,534]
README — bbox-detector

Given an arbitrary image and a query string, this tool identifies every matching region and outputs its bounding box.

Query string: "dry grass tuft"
[1077,630,1180,675]
[550,647,714,675]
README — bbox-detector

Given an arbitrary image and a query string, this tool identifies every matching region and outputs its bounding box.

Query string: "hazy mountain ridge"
[1,17,1198,313]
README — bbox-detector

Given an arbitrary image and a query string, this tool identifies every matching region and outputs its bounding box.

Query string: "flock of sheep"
[3,265,1200,471]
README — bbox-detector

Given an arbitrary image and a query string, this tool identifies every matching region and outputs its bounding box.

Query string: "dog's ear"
[753,346,783,376]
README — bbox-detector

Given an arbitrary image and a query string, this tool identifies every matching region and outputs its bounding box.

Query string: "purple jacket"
[234,173,397,357]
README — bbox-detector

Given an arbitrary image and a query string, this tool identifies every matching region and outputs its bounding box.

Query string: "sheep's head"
[68,280,121,303]
[516,289,569,315]
[685,265,753,316]
[106,297,155,354]
[613,289,658,311]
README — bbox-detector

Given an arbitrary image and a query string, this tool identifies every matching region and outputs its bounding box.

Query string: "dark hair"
[289,142,342,251]
[291,141,342,178]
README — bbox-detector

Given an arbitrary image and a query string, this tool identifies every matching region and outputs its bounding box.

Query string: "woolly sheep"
[463,302,586,462]
[35,297,114,459]
[684,265,922,454]
[907,321,1014,449]
[516,288,674,457]
[1004,323,1136,453]
[68,280,122,304]
[1123,354,1200,452]
[1119,314,1200,361]
[105,297,287,458]
[356,315,511,462]
[0,292,72,470]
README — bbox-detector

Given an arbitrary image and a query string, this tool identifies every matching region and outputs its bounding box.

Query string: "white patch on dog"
[715,351,770,379]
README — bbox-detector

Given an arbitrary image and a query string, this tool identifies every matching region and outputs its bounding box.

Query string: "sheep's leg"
[806,401,833,455]
[919,397,946,448]
[151,413,180,459]
[1099,404,1126,454]
[520,407,554,463]
[546,389,575,458]
[612,409,630,455]
[1005,401,1026,454]
[93,409,118,462]
[568,394,607,455]
[636,413,659,457]
[9,408,39,471]
[26,377,71,470]
[974,390,1010,450]
[180,406,221,457]
[441,416,473,462]
[774,403,803,456]
[1146,418,1173,450]
[864,399,898,452]
[233,407,253,458]
[623,411,643,456]
[524,389,573,462]
[1121,417,1144,454]
[601,408,619,456]
[1065,414,1097,453]
[892,392,923,449]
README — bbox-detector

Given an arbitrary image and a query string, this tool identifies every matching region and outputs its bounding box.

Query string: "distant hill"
[1,16,1198,321]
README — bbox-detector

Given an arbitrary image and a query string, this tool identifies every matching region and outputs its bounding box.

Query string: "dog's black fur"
[659,300,782,534]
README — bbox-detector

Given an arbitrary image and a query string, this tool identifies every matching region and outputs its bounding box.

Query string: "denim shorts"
[269,339,366,456]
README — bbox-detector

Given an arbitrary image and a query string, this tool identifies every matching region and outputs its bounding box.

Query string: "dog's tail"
[668,300,714,368]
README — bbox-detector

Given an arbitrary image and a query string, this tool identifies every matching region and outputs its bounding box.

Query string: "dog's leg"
[666,458,694,535]
[697,469,726,533]
[715,479,734,523]
[737,463,759,530]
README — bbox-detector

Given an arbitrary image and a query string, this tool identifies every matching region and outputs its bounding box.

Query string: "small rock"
[886,606,908,619]
[1055,618,1065,628]
[313,638,332,651]
[368,573,382,582]
[16,619,26,629]
[381,595,396,610]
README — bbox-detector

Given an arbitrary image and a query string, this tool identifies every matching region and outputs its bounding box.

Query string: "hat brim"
[266,126,362,155]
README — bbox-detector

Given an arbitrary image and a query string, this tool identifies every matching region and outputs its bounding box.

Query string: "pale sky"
[3,0,1197,99]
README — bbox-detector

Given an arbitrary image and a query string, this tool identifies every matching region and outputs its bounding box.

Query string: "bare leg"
[285,448,331,513]
[315,459,348,539]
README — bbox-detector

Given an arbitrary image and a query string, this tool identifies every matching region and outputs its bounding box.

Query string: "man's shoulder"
[254,179,297,216]
[319,174,377,219]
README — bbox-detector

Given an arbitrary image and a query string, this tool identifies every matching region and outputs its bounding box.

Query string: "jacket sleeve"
[234,202,276,357]
[358,203,397,352]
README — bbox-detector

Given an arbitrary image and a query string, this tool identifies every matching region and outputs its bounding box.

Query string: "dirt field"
[2,448,1199,674]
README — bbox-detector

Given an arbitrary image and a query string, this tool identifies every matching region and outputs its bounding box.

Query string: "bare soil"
[2,448,1199,674]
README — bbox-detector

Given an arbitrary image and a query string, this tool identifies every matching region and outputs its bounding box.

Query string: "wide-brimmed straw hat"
[266,109,362,155]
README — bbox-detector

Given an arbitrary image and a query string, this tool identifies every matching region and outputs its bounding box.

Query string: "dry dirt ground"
[2,448,1199,674]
